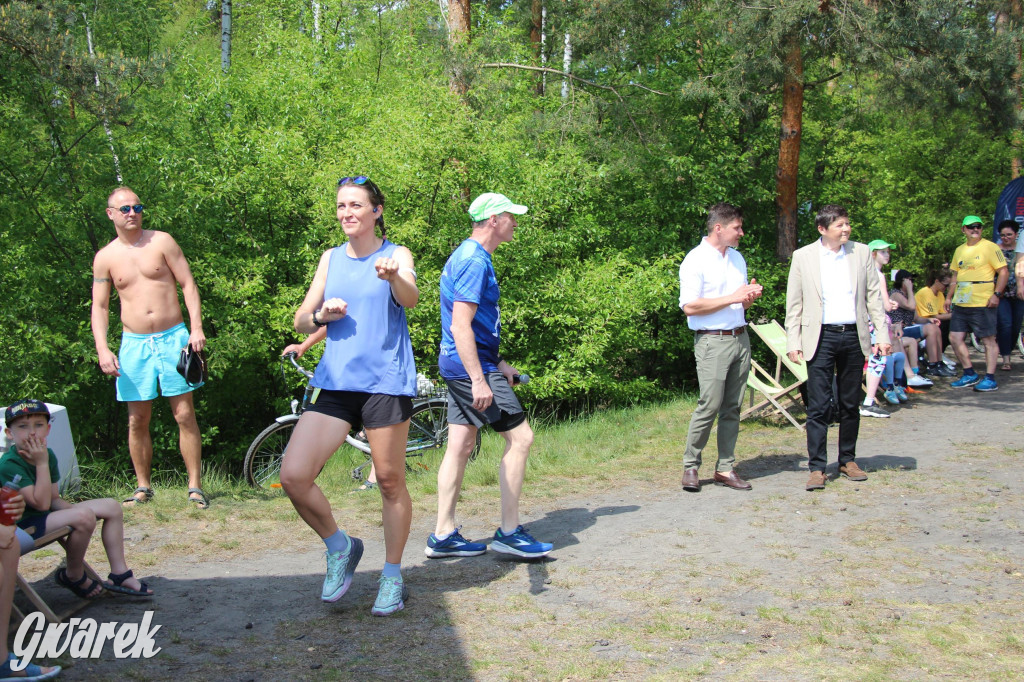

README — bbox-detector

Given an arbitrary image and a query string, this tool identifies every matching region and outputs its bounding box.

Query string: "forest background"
[1,0,1021,475]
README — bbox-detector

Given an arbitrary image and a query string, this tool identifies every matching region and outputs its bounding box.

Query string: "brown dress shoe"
[682,468,700,492]
[806,470,827,491]
[839,461,868,481]
[713,470,752,490]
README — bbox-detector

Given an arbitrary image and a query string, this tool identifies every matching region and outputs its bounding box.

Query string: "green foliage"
[0,0,1019,478]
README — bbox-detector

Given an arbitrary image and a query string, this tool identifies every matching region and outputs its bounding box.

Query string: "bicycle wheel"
[1018,330,1024,357]
[244,416,298,490]
[969,332,983,353]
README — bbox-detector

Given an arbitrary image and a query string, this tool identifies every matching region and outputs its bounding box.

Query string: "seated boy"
[1,488,62,680]
[0,400,152,599]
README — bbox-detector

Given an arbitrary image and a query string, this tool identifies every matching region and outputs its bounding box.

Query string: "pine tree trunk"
[448,0,470,95]
[775,33,803,260]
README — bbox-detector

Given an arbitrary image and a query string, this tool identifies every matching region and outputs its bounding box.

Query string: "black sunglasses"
[964,224,983,230]
[112,204,144,215]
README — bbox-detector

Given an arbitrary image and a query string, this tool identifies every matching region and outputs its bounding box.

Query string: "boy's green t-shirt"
[0,444,60,519]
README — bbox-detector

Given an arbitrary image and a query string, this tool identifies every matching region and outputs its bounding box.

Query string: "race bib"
[952,281,973,305]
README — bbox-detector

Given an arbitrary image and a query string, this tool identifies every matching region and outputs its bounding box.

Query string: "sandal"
[1000,362,1012,371]
[187,487,210,509]
[122,486,153,507]
[353,481,377,493]
[55,567,105,599]
[0,652,61,681]
[106,569,153,597]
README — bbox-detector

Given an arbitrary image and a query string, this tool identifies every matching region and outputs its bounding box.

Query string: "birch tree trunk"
[82,11,122,183]
[561,30,572,99]
[221,0,232,74]
[311,0,321,43]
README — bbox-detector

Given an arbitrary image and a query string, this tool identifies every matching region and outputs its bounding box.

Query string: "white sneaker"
[907,373,933,387]
[942,356,957,370]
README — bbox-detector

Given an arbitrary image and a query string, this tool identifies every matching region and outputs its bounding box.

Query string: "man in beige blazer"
[785,204,890,491]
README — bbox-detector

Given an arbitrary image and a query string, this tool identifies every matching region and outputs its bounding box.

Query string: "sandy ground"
[11,362,1024,680]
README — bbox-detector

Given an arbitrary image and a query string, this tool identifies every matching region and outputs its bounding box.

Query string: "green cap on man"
[961,215,984,227]
[468,193,529,222]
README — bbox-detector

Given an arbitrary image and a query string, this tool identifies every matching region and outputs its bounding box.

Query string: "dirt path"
[17,367,1024,680]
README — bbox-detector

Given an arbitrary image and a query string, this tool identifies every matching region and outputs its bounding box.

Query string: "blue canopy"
[994,176,1024,241]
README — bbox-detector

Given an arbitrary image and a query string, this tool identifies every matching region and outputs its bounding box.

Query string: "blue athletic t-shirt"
[439,239,501,380]
[311,240,416,396]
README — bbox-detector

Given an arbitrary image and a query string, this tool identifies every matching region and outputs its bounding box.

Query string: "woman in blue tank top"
[280,176,417,617]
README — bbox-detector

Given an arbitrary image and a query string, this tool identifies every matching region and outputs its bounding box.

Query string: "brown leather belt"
[695,327,746,336]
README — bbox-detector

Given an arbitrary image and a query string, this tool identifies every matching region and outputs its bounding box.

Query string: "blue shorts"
[116,322,201,401]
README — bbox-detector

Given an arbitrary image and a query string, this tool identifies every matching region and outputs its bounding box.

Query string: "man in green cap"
[945,215,1008,392]
[426,192,553,560]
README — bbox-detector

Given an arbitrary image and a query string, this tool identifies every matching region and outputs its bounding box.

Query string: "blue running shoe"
[425,526,487,558]
[371,575,409,616]
[321,536,363,603]
[894,386,908,403]
[973,377,998,392]
[490,525,553,558]
[951,373,981,388]
[882,388,900,405]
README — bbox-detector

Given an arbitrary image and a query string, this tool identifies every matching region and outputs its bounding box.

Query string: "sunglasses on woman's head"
[338,176,369,187]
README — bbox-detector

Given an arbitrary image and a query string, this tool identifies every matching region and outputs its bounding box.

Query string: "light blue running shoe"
[425,526,487,558]
[371,575,409,616]
[882,388,900,405]
[973,376,998,392]
[951,373,981,388]
[490,525,553,558]
[893,385,908,403]
[321,536,363,603]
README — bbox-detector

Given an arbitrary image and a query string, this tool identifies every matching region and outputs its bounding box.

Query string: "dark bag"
[176,346,208,387]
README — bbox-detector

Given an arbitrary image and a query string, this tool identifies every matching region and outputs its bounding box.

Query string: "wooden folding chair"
[742,320,808,429]
[13,525,104,624]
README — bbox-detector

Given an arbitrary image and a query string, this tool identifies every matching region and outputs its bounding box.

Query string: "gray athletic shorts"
[445,373,526,432]
[950,305,997,338]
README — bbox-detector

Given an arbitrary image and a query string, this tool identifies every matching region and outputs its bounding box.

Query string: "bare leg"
[901,337,919,371]
[0,528,17,658]
[949,331,972,369]
[365,421,412,565]
[74,498,149,593]
[924,324,941,363]
[280,411,352,539]
[168,392,203,497]
[42,507,103,597]
[125,400,154,504]
[865,371,882,403]
[498,420,534,533]
[434,423,479,536]
[983,335,999,374]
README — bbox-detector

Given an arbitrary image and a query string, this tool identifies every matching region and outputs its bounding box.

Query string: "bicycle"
[244,353,479,490]
[969,330,1024,356]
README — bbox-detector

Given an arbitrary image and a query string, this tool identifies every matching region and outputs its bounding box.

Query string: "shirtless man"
[91,187,209,508]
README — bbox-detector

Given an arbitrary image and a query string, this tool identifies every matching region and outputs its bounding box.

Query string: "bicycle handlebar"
[281,351,314,380]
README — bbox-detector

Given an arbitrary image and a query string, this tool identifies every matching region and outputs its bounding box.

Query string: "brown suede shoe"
[839,461,868,481]
[713,470,752,490]
[682,468,700,492]
[806,470,827,491]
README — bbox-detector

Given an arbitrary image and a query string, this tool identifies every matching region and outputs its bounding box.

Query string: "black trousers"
[805,326,865,472]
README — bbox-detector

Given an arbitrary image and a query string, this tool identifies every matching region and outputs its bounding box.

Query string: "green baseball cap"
[468,193,528,221]
[961,215,984,227]
[867,239,895,251]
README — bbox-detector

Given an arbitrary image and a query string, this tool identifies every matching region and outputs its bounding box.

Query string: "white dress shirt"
[679,238,748,330]
[819,240,857,324]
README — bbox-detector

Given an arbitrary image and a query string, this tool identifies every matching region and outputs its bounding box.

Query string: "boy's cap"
[5,399,49,426]
[962,215,984,227]
[867,239,895,251]
[468,193,528,221]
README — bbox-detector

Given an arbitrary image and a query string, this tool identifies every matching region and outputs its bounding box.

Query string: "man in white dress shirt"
[679,203,763,493]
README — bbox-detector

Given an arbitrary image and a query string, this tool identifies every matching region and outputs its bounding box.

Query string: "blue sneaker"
[894,386,909,403]
[490,525,553,558]
[321,536,363,603]
[425,526,487,558]
[371,575,409,616]
[973,377,998,392]
[882,388,900,405]
[951,373,981,388]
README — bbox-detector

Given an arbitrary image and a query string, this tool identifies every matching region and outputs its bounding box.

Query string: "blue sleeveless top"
[311,240,416,396]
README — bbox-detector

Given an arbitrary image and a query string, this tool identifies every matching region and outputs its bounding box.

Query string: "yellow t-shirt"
[950,239,1006,307]
[915,287,945,318]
